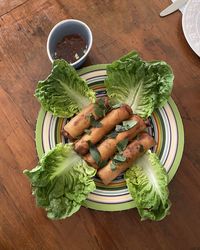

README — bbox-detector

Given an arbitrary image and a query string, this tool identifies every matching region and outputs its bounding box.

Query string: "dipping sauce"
[54,34,87,63]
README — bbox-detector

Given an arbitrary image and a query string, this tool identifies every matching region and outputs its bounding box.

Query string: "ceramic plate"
[182,0,200,57]
[35,64,184,211]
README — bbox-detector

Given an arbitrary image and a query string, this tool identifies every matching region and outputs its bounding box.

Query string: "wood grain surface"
[0,0,200,249]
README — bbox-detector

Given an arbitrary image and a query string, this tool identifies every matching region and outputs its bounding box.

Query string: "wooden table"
[0,0,199,249]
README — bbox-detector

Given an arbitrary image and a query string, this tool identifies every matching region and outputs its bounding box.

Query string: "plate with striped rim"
[35,64,184,211]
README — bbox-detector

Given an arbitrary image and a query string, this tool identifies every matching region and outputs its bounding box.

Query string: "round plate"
[182,0,200,57]
[35,64,184,211]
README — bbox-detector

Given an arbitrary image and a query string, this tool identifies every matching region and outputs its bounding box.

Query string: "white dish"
[47,19,93,68]
[182,0,200,57]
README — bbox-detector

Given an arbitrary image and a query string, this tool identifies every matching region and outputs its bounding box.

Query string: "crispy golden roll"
[63,98,109,140]
[83,115,146,168]
[74,104,133,155]
[97,132,156,185]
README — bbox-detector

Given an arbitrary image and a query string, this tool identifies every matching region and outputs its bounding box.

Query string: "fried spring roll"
[83,115,146,168]
[97,132,156,185]
[63,98,109,140]
[74,104,132,155]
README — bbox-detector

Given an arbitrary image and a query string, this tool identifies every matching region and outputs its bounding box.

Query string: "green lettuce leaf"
[23,143,96,219]
[105,51,174,119]
[125,151,171,221]
[35,59,96,118]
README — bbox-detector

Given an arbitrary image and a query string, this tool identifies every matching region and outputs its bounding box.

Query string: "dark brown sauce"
[54,34,87,63]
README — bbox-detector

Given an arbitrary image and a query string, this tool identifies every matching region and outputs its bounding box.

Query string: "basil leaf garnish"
[116,138,129,153]
[88,141,101,165]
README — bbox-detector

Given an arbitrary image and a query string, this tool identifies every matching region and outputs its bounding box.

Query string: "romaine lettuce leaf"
[105,51,174,119]
[23,143,96,219]
[147,60,174,109]
[35,60,96,118]
[125,151,171,221]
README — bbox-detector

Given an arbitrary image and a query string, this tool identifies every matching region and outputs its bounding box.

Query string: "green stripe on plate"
[35,108,46,159]
[82,199,136,211]
[78,64,107,74]
[167,97,184,182]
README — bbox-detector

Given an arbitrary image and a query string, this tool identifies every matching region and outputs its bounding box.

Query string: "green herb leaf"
[115,120,138,132]
[87,114,102,128]
[110,153,127,171]
[110,161,117,171]
[94,105,105,117]
[98,98,105,106]
[115,125,125,132]
[113,154,127,163]
[88,141,101,165]
[116,138,129,153]
[106,130,118,139]
[84,129,91,135]
[94,98,108,118]
[98,160,108,169]
[122,120,138,129]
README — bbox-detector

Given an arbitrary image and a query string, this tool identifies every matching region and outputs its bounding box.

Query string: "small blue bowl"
[47,19,93,68]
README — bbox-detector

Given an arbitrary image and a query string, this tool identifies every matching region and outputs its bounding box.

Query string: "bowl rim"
[46,19,93,66]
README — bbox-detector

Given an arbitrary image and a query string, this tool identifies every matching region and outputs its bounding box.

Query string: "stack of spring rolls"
[63,98,155,185]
